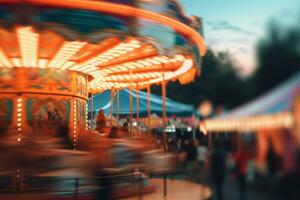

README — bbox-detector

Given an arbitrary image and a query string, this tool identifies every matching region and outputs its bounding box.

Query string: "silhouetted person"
[279,149,300,200]
[56,125,73,149]
[266,140,281,199]
[184,140,198,180]
[211,140,226,200]
[196,140,208,181]
[108,126,119,139]
[121,122,129,137]
[95,127,120,200]
[95,167,114,200]
[233,145,252,200]
[167,137,177,152]
[0,127,7,138]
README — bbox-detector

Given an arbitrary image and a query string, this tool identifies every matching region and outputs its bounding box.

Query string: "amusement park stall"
[200,71,300,171]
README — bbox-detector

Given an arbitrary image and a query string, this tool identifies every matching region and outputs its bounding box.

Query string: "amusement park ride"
[0,0,206,148]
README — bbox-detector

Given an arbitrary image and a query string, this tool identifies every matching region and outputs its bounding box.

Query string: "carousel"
[0,0,206,147]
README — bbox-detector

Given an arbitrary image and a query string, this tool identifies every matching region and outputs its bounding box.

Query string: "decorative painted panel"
[76,73,88,98]
[75,98,87,133]
[26,97,71,134]
[25,68,72,93]
[0,68,15,90]
[0,98,13,128]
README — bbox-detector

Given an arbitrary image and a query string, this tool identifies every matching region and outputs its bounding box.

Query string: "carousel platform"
[125,179,212,200]
[0,178,212,200]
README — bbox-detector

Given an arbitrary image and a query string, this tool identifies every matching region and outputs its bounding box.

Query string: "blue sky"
[179,0,300,76]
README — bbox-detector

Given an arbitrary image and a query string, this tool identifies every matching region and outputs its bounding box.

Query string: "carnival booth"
[200,70,300,132]
[200,71,300,171]
[0,0,206,149]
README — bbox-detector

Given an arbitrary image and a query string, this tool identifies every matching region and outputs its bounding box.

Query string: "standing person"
[176,139,182,152]
[210,140,227,200]
[184,140,198,181]
[266,140,281,199]
[279,149,300,200]
[168,137,177,152]
[94,127,119,200]
[96,109,107,133]
[196,140,208,181]
[57,125,73,149]
[233,145,252,200]
[121,122,129,137]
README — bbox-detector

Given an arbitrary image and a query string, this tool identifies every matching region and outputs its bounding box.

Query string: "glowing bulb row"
[86,104,88,130]
[88,57,193,91]
[17,98,22,142]
[71,39,141,73]
[73,99,77,150]
[105,71,174,81]
[48,41,86,69]
[17,27,39,68]
[101,54,185,75]
[202,112,294,132]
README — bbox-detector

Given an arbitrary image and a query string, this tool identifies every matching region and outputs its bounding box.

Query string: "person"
[53,109,61,121]
[210,140,226,200]
[184,140,198,181]
[233,144,252,200]
[176,139,182,152]
[279,149,300,200]
[266,140,281,199]
[56,125,73,149]
[196,140,208,181]
[167,137,177,152]
[96,109,107,133]
[108,126,119,139]
[121,122,129,137]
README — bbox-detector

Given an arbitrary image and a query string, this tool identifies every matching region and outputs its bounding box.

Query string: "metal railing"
[0,171,145,199]
[0,169,211,200]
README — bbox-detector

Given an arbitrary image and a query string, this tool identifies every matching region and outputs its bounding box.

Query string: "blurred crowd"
[0,122,172,200]
[0,109,300,200]
[153,129,300,200]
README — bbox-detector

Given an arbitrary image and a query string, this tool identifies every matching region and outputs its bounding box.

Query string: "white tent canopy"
[200,71,300,132]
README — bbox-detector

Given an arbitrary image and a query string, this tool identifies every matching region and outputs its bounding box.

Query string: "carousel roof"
[0,0,206,93]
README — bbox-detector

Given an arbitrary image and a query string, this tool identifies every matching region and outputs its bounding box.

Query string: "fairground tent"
[201,71,300,132]
[88,89,195,117]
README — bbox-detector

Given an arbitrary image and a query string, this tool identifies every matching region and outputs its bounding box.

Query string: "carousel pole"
[117,90,120,127]
[136,84,140,136]
[129,85,133,136]
[110,88,115,126]
[162,71,167,151]
[147,84,151,136]
[91,92,94,130]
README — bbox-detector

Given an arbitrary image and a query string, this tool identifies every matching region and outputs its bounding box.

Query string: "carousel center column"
[0,67,89,141]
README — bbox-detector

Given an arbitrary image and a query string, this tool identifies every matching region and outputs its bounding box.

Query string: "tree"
[253,20,300,96]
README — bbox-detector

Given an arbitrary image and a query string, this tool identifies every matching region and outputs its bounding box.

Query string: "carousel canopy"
[201,71,300,132]
[88,89,195,117]
[0,0,206,93]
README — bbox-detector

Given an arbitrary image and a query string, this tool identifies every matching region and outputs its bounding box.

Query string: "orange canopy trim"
[0,0,206,57]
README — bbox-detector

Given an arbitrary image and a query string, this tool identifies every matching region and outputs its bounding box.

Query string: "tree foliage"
[253,20,300,96]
